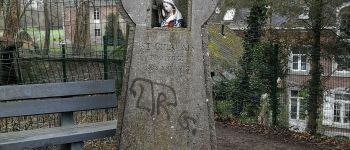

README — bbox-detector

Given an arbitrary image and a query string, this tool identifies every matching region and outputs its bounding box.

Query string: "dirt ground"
[215,122,334,150]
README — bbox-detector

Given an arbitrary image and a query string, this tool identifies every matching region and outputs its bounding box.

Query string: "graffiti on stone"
[178,111,198,135]
[130,78,197,134]
[130,78,177,120]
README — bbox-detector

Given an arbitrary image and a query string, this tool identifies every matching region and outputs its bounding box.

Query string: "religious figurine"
[160,0,183,28]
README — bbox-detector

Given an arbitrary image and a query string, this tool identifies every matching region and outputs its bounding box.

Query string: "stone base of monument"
[116,0,218,149]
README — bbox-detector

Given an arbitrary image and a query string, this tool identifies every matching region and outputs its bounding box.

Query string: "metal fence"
[1,0,350,149]
[0,0,126,149]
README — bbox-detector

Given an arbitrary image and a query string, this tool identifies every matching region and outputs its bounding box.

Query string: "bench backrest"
[0,80,117,118]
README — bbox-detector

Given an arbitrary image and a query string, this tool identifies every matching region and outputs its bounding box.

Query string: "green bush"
[215,100,234,120]
[240,111,258,124]
[277,103,290,128]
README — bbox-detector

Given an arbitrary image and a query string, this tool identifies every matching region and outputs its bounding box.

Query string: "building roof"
[224,8,301,30]
[221,1,350,30]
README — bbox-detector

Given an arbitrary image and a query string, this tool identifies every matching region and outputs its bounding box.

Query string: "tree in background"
[0,0,37,85]
[306,0,323,135]
[43,0,50,54]
[237,0,268,118]
[104,13,124,46]
[217,0,299,125]
[73,0,90,54]
[1,0,21,85]
[3,0,20,40]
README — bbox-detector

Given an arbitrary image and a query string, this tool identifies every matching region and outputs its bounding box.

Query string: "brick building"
[63,0,127,45]
[222,1,350,137]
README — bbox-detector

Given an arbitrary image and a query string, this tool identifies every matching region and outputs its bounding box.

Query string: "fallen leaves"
[217,118,350,150]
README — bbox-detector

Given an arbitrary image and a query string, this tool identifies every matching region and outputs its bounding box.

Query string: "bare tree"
[1,0,34,85]
[3,0,20,40]
[73,0,90,54]
[43,0,50,54]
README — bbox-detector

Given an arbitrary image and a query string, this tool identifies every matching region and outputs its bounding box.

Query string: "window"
[290,47,309,73]
[334,55,350,72]
[292,54,307,71]
[333,93,350,124]
[340,6,350,39]
[94,29,101,36]
[291,98,298,119]
[298,6,309,20]
[94,8,100,20]
[334,103,341,122]
[290,90,306,120]
[344,104,350,123]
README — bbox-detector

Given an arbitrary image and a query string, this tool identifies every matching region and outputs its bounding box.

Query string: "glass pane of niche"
[151,0,189,28]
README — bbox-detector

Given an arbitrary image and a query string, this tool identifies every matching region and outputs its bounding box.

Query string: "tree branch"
[19,0,34,20]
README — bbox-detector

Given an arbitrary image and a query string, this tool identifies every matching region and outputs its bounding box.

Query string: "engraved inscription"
[135,42,190,75]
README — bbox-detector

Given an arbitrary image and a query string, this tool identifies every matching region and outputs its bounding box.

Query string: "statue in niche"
[160,0,183,28]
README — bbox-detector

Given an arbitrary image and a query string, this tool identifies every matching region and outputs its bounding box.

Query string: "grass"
[208,24,244,58]
[25,27,64,51]
[26,27,64,43]
[208,24,244,70]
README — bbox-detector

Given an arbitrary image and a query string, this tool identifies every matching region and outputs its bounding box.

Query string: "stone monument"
[116,0,218,149]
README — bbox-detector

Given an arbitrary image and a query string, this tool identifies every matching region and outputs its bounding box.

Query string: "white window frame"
[336,2,350,40]
[331,56,350,77]
[93,7,100,24]
[323,88,350,129]
[340,14,350,36]
[291,54,307,71]
[94,28,101,37]
[333,93,350,126]
[289,89,306,121]
[298,6,309,20]
[289,47,310,75]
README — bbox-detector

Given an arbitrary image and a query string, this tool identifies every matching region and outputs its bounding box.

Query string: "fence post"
[221,24,225,36]
[103,36,109,80]
[61,44,67,82]
[16,48,22,84]
[270,43,279,126]
[60,43,83,150]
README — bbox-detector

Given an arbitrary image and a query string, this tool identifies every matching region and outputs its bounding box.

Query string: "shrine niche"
[151,0,189,28]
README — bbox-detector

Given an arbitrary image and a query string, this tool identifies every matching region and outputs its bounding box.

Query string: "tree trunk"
[3,0,19,40]
[43,0,51,54]
[1,0,20,85]
[0,0,4,13]
[238,0,267,117]
[307,0,323,135]
[269,43,279,126]
[73,0,90,55]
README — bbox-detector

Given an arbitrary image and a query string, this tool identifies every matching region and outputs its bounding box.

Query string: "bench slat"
[0,120,117,150]
[0,94,117,118]
[0,80,115,101]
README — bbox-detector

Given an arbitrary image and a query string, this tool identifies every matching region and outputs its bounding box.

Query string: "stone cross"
[116,0,218,149]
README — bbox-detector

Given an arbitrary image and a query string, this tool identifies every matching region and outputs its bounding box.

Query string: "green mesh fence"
[0,0,126,149]
[211,0,350,141]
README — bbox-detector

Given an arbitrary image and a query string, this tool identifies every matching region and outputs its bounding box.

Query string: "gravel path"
[216,122,321,150]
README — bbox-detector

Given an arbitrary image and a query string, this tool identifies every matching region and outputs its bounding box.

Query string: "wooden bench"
[0,80,117,150]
